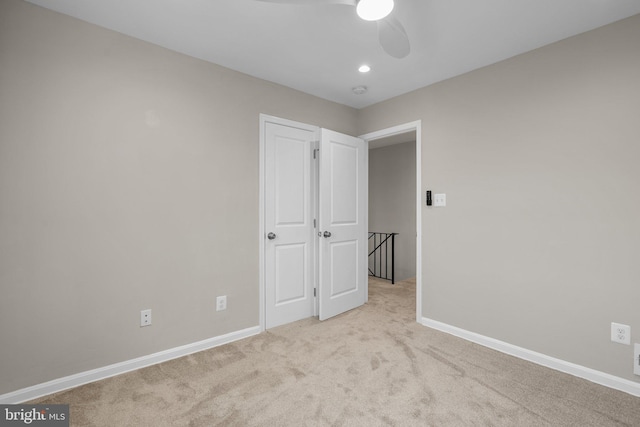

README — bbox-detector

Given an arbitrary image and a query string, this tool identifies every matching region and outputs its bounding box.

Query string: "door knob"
[267,232,276,240]
[323,231,332,238]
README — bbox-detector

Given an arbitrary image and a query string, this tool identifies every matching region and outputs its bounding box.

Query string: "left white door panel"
[265,122,315,329]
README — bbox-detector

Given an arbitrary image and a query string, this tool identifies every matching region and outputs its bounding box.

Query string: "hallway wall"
[368,141,416,282]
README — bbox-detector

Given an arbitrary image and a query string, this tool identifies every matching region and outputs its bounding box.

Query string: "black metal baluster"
[368,232,398,284]
[391,233,395,284]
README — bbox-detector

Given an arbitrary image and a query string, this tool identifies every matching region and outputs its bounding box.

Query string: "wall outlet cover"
[140,309,152,327]
[611,322,630,345]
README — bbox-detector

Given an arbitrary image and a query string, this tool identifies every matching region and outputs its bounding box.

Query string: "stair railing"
[368,232,398,284]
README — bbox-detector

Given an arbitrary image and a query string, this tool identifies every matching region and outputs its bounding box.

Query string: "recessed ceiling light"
[358,65,371,73]
[352,86,368,95]
[356,0,394,21]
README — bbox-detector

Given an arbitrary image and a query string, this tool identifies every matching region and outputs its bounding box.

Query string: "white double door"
[264,118,367,329]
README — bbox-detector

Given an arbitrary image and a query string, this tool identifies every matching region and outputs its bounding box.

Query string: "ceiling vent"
[352,86,368,95]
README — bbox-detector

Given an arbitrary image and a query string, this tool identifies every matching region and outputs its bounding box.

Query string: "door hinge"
[313,148,319,159]
[314,288,316,297]
[313,219,316,229]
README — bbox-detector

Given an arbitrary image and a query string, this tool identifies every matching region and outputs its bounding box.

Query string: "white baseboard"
[420,317,640,397]
[0,325,261,404]
[5,320,637,404]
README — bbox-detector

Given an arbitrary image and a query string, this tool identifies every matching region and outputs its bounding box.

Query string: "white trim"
[363,138,370,302]
[359,120,422,322]
[421,317,640,397]
[311,139,320,317]
[259,114,319,331]
[0,326,261,404]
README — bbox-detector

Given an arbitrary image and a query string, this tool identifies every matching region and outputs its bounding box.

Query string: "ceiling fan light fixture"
[356,0,394,21]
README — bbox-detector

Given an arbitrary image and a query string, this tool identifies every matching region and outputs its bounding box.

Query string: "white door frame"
[359,120,422,322]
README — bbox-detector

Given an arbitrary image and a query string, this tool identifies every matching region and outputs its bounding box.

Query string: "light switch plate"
[434,193,446,207]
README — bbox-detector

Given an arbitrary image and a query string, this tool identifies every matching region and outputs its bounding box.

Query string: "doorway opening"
[359,121,422,322]
[367,132,416,283]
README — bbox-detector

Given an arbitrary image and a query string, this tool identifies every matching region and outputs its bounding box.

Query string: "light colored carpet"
[33,277,640,426]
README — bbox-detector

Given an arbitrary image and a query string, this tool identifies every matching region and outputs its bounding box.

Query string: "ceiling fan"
[255,0,411,59]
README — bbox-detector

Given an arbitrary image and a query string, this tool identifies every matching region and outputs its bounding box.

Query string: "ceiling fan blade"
[377,16,410,59]
[254,0,355,5]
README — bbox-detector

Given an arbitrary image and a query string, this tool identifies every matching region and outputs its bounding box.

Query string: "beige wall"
[359,14,640,382]
[0,0,357,395]
[368,142,416,282]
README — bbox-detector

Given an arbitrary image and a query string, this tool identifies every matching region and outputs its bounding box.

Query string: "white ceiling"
[25,0,640,109]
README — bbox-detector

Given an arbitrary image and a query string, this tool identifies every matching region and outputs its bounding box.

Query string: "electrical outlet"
[611,322,630,345]
[140,309,152,327]
[216,296,227,311]
[634,344,640,376]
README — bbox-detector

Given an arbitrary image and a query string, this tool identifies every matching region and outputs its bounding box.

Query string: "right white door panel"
[319,128,367,321]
